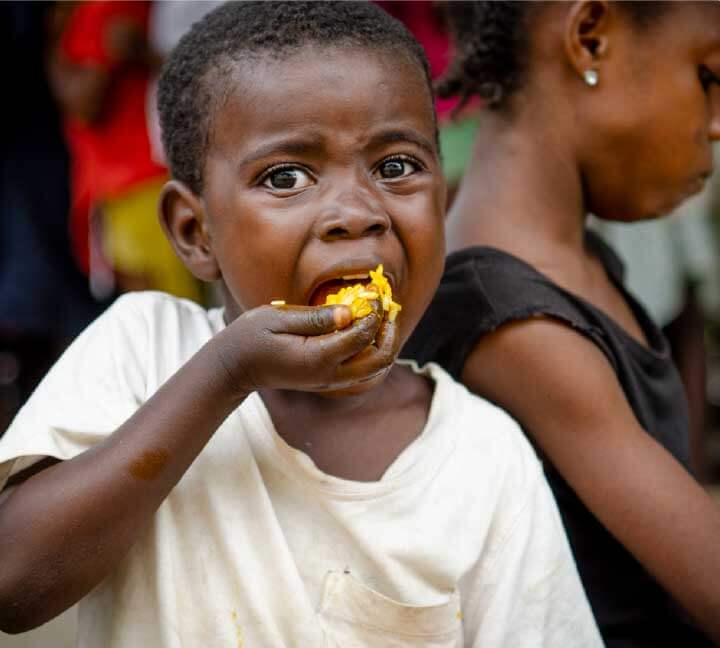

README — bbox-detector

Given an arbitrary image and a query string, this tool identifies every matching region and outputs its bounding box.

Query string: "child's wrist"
[203,330,257,403]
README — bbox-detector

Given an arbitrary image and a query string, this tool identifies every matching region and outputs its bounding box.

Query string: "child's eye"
[699,65,720,93]
[375,156,422,180]
[261,166,314,190]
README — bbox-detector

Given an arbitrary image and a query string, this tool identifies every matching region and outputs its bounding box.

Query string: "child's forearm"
[0,334,248,634]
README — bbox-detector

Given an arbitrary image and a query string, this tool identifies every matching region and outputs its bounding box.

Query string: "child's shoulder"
[416,361,546,535]
[420,360,527,431]
[109,290,215,320]
[414,360,540,481]
[99,290,223,338]
[64,291,223,388]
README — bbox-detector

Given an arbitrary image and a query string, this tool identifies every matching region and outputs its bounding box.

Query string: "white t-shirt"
[0,292,602,647]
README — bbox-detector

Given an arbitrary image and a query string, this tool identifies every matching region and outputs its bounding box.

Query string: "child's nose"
[316,188,390,241]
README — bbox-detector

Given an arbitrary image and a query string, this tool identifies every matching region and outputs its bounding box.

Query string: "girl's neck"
[447,108,588,265]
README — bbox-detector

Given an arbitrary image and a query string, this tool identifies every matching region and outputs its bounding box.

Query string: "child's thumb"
[269,304,353,335]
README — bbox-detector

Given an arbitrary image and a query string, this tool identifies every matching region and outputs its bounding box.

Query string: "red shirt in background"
[61,0,166,271]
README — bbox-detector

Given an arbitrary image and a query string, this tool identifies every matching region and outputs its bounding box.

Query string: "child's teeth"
[342,273,369,280]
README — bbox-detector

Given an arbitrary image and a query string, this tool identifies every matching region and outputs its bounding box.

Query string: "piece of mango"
[323,264,401,322]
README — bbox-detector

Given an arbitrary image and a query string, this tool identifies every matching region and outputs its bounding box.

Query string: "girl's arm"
[462,317,720,644]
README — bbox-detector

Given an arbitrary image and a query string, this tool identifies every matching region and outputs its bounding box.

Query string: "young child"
[404,1,720,646]
[0,3,601,646]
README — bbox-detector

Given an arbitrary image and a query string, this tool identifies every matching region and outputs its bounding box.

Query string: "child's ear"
[563,0,610,81]
[159,180,220,282]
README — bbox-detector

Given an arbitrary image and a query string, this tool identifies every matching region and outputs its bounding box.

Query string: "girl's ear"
[159,180,221,282]
[563,0,610,82]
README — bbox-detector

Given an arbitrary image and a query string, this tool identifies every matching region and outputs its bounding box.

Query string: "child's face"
[578,2,720,221]
[201,46,446,348]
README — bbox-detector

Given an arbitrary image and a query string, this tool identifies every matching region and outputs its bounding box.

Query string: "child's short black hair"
[438,1,670,112]
[158,0,434,195]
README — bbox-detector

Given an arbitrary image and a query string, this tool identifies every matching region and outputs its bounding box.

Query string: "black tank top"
[403,232,713,647]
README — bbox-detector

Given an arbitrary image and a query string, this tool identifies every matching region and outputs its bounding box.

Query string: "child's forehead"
[226,44,429,98]
[208,44,436,140]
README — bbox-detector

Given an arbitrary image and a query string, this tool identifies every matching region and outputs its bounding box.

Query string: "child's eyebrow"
[239,137,325,167]
[238,129,436,168]
[367,129,436,157]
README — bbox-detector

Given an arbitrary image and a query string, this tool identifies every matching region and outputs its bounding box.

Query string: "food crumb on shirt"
[231,610,244,648]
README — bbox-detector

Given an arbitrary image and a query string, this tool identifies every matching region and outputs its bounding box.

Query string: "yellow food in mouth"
[323,264,402,322]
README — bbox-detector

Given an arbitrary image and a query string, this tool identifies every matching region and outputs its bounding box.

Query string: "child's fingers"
[233,304,392,391]
[372,316,398,358]
[263,304,353,335]
[334,318,400,384]
[246,311,382,391]
[298,310,383,370]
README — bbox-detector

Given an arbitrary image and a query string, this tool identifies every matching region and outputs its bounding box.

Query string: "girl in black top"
[404,2,720,646]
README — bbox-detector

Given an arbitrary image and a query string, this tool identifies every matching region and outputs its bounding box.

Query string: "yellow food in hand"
[324,264,402,322]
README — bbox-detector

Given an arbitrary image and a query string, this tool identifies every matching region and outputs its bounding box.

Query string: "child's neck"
[447,109,589,267]
[258,363,433,482]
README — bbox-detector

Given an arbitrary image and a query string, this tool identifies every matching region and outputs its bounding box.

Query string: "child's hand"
[212,303,400,395]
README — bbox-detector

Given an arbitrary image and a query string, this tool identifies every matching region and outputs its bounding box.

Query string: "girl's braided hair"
[437,1,670,112]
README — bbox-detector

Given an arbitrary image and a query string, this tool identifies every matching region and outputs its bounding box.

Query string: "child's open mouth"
[271,265,401,322]
[309,276,370,308]
[315,265,401,322]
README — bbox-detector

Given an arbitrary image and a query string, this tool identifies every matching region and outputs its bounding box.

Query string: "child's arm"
[462,317,720,643]
[0,303,395,633]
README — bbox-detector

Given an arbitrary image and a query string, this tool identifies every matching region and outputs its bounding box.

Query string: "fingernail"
[332,305,352,329]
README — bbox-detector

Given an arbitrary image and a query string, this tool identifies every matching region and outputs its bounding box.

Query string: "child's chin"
[316,367,391,399]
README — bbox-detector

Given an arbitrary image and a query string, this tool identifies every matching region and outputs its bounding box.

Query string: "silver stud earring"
[583,69,599,87]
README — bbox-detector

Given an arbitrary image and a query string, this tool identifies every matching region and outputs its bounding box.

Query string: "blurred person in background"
[0,1,104,435]
[49,0,201,303]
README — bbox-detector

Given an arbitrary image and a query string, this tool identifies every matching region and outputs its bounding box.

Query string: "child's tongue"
[310,278,361,307]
